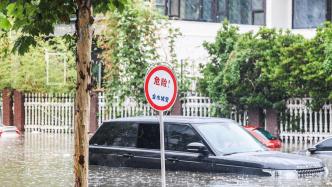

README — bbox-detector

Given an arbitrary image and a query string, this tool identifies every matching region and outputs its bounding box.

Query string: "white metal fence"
[98,93,155,125]
[280,98,332,144]
[24,93,74,133]
[180,92,247,126]
[22,92,331,144]
[23,92,246,132]
[181,92,212,117]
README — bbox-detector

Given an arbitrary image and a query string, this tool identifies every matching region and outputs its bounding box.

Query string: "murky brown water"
[0,133,332,187]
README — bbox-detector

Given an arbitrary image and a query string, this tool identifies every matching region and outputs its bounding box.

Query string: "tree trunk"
[74,1,93,187]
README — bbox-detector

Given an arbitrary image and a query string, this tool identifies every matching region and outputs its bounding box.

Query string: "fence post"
[247,107,264,127]
[170,92,182,116]
[89,91,99,134]
[265,108,279,137]
[13,90,25,131]
[2,88,14,126]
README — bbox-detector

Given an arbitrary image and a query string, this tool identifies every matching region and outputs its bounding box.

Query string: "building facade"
[155,0,331,90]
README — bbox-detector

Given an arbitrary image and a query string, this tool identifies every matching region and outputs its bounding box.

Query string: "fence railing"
[20,92,246,130]
[280,98,332,144]
[0,92,2,124]
[24,93,74,133]
[181,92,212,117]
[21,92,331,144]
[180,92,247,126]
[98,93,155,126]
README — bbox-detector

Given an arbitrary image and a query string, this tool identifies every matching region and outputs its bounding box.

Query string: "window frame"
[168,0,181,18]
[251,0,266,25]
[89,122,139,148]
[164,0,266,25]
[165,122,208,153]
[292,0,331,29]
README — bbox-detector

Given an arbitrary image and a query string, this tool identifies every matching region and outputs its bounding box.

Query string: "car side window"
[166,123,203,152]
[136,123,160,149]
[317,138,332,151]
[89,122,138,147]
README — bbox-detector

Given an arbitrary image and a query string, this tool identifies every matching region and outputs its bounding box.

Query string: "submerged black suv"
[89,116,328,177]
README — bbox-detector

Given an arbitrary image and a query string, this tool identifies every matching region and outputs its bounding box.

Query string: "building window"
[293,0,330,29]
[155,0,166,15]
[164,0,265,25]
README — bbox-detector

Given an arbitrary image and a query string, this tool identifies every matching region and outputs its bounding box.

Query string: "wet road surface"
[0,133,332,187]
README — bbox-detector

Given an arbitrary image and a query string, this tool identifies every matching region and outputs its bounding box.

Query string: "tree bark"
[74,1,93,186]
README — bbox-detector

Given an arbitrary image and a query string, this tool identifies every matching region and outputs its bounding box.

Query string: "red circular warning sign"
[144,65,178,111]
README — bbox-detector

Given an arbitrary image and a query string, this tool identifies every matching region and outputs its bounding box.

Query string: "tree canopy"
[0,0,127,54]
[199,21,332,114]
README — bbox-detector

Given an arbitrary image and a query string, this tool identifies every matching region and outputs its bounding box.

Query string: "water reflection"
[0,133,332,187]
[0,133,73,187]
[89,166,332,187]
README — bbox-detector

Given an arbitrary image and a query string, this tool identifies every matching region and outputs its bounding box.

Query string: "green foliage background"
[0,33,76,93]
[199,21,332,113]
[97,2,186,103]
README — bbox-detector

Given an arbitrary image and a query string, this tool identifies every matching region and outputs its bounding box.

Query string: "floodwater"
[0,133,332,187]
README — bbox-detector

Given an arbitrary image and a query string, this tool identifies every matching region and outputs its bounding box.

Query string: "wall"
[266,0,292,29]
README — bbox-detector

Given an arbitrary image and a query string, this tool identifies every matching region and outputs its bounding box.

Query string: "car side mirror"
[308,147,317,154]
[187,142,209,156]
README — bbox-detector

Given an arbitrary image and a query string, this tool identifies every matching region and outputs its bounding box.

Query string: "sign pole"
[159,111,166,187]
[144,65,178,187]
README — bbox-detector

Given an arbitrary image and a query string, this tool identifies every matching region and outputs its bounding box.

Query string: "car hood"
[214,151,324,170]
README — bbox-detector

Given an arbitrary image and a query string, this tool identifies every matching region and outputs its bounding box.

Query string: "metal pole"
[159,111,166,187]
[180,59,183,90]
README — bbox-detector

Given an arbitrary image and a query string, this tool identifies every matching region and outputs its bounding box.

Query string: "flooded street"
[1,133,332,187]
[0,133,73,187]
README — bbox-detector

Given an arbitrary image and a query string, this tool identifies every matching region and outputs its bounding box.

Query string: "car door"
[165,123,214,172]
[128,122,163,169]
[89,122,138,167]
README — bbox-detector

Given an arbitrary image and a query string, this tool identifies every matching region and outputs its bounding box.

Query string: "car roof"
[103,116,236,124]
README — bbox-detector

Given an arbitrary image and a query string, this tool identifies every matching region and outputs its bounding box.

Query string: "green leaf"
[12,36,37,55]
[0,13,11,30]
[6,3,17,16]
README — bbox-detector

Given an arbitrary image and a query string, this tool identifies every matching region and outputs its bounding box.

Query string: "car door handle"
[167,157,179,162]
[122,153,134,158]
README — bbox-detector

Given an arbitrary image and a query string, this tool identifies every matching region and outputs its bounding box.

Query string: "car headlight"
[324,167,329,177]
[262,169,298,179]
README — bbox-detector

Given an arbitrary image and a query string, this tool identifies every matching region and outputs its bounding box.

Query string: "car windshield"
[196,123,265,155]
[254,128,276,140]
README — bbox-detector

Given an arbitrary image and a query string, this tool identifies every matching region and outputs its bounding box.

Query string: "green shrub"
[199,21,332,113]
